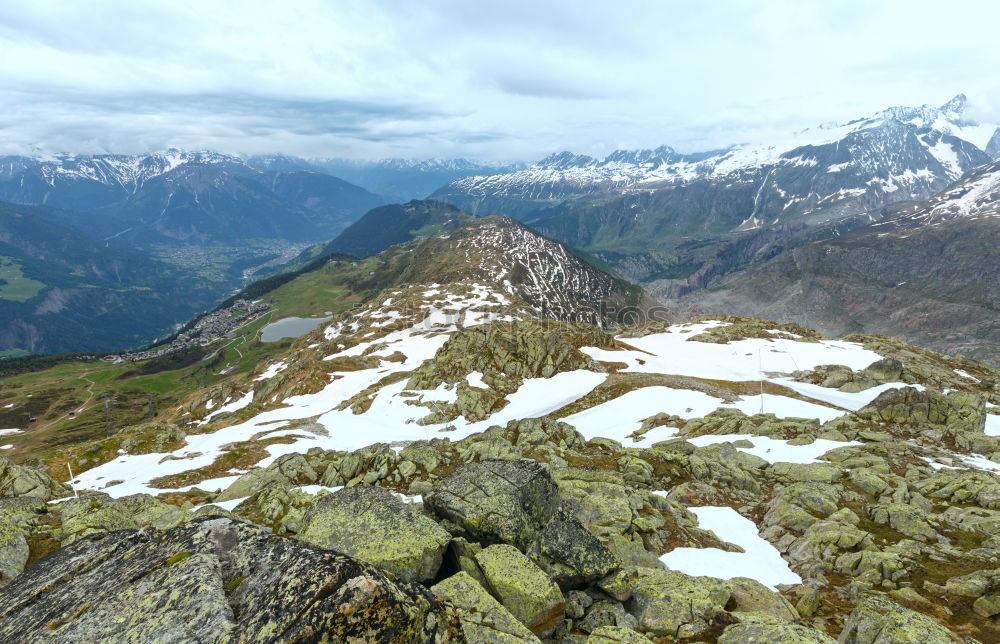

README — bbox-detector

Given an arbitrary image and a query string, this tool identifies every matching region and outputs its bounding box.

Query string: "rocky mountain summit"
[2,216,1000,642]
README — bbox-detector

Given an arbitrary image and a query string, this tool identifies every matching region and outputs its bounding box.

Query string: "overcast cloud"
[0,0,998,161]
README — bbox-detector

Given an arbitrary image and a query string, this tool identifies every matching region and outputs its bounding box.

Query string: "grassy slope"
[0,254,394,465]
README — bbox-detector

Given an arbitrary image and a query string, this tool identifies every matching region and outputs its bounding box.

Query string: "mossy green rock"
[629,569,732,638]
[474,544,565,637]
[432,571,540,643]
[837,595,959,643]
[297,485,450,583]
[719,615,835,643]
[57,493,189,543]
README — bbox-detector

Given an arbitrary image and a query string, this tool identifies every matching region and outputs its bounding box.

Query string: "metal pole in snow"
[758,347,765,414]
[67,462,78,498]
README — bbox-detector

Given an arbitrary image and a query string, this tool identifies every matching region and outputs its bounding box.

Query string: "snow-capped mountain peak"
[432,94,999,224]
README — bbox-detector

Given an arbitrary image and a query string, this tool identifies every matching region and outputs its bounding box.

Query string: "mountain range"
[251,156,523,202]
[3,94,999,365]
[2,203,999,642]
[427,94,1000,364]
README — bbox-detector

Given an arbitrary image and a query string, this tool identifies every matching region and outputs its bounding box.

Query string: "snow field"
[659,506,801,589]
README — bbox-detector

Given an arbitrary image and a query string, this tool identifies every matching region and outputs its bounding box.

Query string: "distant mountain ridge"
[250,156,524,202]
[433,94,998,226]
[671,166,1000,365]
[0,150,387,246]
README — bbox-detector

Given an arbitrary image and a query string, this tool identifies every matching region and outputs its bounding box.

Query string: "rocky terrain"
[2,216,1000,642]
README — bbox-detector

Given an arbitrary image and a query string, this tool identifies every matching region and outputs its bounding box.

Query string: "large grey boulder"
[426,459,558,547]
[297,484,451,583]
[0,517,464,642]
[426,459,617,586]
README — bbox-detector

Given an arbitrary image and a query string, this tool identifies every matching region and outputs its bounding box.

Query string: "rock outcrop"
[0,517,465,642]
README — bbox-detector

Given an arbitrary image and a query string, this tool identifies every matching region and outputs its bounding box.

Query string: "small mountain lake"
[260,315,331,342]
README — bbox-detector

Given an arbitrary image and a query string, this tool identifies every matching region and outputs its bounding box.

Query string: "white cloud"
[0,0,997,161]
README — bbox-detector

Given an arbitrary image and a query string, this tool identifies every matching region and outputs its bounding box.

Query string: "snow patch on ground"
[659,506,801,589]
[583,322,883,382]
[0,429,23,436]
[562,387,846,448]
[200,391,254,424]
[255,361,288,381]
[772,380,923,412]
[726,394,844,423]
[985,415,1000,437]
[684,434,857,464]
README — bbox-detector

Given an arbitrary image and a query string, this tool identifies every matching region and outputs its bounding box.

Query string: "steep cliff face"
[671,165,1000,365]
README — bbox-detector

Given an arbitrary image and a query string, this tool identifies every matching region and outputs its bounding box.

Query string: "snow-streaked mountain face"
[0,149,243,193]
[408,215,645,326]
[433,95,998,226]
[874,159,1000,230]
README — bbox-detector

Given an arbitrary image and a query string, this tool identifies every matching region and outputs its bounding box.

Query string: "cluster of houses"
[103,300,270,363]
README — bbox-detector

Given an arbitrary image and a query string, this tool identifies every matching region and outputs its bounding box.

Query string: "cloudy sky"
[1,0,998,161]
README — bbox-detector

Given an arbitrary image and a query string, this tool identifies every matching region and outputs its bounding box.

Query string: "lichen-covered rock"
[119,421,187,455]
[858,387,986,438]
[837,595,960,643]
[719,615,835,643]
[916,470,1000,509]
[432,571,540,643]
[769,462,842,484]
[726,577,799,621]
[427,459,618,585]
[406,320,609,393]
[579,598,638,632]
[216,452,319,501]
[0,456,70,500]
[56,493,189,543]
[866,503,938,542]
[785,518,873,578]
[0,517,464,642]
[474,544,566,637]
[322,443,400,486]
[0,512,29,586]
[586,624,651,642]
[426,459,558,547]
[538,505,618,586]
[297,485,450,583]
[629,569,733,638]
[861,358,904,384]
[232,483,326,533]
[686,442,768,493]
